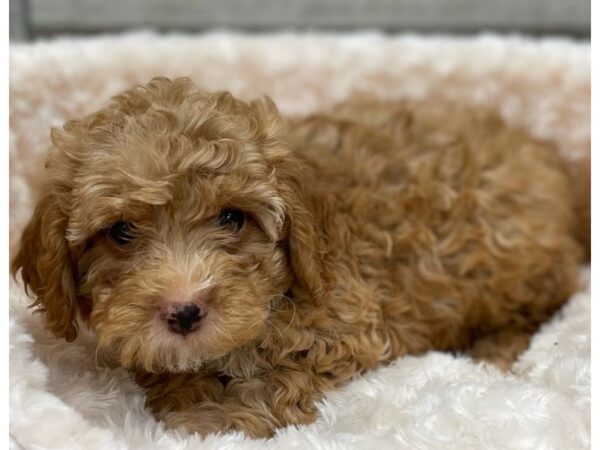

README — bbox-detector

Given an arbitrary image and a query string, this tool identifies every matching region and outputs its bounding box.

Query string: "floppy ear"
[12,193,80,341]
[277,158,334,306]
[250,96,333,304]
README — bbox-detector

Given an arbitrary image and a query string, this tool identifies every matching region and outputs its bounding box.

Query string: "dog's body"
[13,78,588,437]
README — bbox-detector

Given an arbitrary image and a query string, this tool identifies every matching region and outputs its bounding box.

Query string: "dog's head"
[13,77,329,372]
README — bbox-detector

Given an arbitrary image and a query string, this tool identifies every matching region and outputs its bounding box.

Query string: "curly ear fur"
[244,96,334,306]
[278,158,334,306]
[12,192,79,341]
[247,97,335,306]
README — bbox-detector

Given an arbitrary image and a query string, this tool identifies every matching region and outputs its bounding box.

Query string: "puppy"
[13,77,589,437]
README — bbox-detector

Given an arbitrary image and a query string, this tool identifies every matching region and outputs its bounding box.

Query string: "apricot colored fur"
[13,77,589,437]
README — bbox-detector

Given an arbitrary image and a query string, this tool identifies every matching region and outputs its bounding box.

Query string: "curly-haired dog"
[13,77,589,437]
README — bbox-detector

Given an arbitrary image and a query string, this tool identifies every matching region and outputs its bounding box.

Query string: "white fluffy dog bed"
[9,32,590,449]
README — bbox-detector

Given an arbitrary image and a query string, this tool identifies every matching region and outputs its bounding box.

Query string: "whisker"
[264,318,286,347]
[92,345,102,367]
[278,295,297,334]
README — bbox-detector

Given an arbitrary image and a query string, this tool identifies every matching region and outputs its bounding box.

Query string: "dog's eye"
[217,209,245,232]
[108,221,135,245]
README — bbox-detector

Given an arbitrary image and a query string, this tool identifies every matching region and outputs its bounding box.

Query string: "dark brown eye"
[108,221,135,245]
[217,209,245,232]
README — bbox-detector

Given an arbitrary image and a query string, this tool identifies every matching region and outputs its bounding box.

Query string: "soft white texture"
[9,32,590,449]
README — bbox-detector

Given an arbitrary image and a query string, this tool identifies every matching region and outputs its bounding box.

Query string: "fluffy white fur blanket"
[9,32,590,449]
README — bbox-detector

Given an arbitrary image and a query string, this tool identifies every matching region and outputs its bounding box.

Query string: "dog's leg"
[134,371,225,414]
[467,327,534,371]
[144,370,318,438]
[161,400,278,437]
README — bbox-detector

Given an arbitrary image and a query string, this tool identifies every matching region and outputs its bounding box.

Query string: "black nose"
[167,304,204,335]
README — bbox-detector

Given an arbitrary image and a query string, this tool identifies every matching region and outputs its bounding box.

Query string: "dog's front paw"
[161,403,277,438]
[162,409,226,437]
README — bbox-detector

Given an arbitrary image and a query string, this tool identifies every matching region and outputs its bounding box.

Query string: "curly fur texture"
[13,76,589,438]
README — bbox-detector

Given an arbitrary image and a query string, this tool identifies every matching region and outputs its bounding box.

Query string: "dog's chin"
[122,346,212,373]
[102,314,258,373]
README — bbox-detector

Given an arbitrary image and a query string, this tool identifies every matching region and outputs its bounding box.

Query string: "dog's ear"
[277,158,334,305]
[250,96,333,304]
[12,192,80,341]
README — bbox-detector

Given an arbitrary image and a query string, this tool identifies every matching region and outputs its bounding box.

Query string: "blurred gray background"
[10,0,590,42]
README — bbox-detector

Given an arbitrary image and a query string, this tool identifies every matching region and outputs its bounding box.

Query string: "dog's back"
[290,100,589,366]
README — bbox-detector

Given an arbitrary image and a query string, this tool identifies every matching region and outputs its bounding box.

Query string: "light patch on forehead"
[163,245,216,291]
